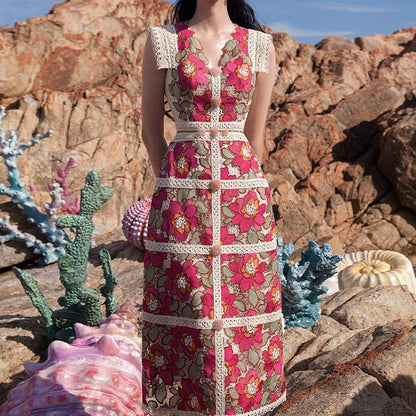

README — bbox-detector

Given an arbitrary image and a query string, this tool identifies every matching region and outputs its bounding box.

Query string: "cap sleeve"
[255,31,274,73]
[147,24,178,70]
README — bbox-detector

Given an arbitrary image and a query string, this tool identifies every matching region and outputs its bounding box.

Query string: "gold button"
[209,179,221,191]
[210,245,221,256]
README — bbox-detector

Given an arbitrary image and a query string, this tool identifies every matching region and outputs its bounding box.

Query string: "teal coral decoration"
[0,105,71,265]
[13,171,118,342]
[277,237,343,328]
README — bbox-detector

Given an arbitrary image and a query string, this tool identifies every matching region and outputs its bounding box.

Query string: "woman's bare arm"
[244,39,277,164]
[141,32,168,177]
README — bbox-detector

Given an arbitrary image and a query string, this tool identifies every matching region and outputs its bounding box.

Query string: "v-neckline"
[182,22,239,69]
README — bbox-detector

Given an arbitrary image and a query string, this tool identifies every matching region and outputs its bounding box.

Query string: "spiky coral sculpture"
[0,105,70,265]
[12,171,117,342]
[277,238,343,328]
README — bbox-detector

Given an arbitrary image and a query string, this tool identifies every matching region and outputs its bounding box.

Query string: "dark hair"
[168,0,265,32]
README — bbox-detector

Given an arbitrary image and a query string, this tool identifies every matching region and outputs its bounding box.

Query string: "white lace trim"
[144,239,277,254]
[175,120,246,131]
[142,310,283,329]
[147,24,178,70]
[251,30,273,73]
[143,391,286,416]
[154,177,269,189]
[172,131,248,142]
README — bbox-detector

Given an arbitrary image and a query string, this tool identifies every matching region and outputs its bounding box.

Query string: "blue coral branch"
[277,238,343,328]
[0,106,71,264]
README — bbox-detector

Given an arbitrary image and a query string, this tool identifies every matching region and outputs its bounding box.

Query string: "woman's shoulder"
[147,23,177,35]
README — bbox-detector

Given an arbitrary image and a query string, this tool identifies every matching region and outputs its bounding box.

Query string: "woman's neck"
[185,0,234,34]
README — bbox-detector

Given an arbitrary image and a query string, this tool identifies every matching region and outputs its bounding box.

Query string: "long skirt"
[142,131,286,415]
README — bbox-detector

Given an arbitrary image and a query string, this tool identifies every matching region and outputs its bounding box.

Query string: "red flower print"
[162,200,198,241]
[204,349,216,379]
[230,190,266,232]
[169,142,197,177]
[233,27,249,54]
[144,250,167,269]
[222,286,239,317]
[230,254,266,291]
[224,56,252,93]
[202,287,214,318]
[233,324,263,352]
[229,142,256,174]
[171,327,202,359]
[263,335,283,375]
[204,347,216,381]
[151,187,167,210]
[270,376,286,402]
[191,89,212,122]
[221,189,239,203]
[220,225,236,245]
[236,369,264,411]
[224,346,241,384]
[219,90,237,122]
[178,52,208,91]
[178,379,206,411]
[145,344,179,385]
[266,277,282,312]
[175,24,194,51]
[143,289,163,314]
[165,259,199,302]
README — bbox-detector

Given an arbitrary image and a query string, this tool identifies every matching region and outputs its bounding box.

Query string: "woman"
[140,0,286,414]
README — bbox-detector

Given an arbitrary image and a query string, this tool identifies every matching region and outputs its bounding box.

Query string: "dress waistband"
[173,129,248,142]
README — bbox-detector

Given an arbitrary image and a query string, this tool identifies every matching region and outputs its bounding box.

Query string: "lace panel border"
[142,310,283,329]
[154,177,269,189]
[147,24,177,70]
[144,239,277,254]
[142,391,287,416]
[255,31,273,73]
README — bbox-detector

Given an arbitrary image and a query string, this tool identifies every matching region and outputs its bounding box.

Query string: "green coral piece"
[13,171,117,342]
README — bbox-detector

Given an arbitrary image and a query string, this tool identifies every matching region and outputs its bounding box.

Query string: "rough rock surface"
[274,285,416,415]
[0,0,415,268]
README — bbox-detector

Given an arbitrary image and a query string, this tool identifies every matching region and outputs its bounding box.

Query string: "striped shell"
[337,250,416,295]
[122,198,152,250]
[1,301,144,416]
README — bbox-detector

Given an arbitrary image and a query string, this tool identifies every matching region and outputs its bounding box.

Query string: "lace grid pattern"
[143,392,287,416]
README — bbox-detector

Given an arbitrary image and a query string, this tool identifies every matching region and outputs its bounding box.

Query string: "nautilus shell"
[337,250,416,295]
[1,301,144,416]
[122,198,152,250]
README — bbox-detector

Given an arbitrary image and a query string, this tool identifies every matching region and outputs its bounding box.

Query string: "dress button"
[197,128,206,136]
[210,96,221,107]
[209,179,221,191]
[211,126,219,138]
[222,128,229,136]
[210,244,221,256]
[213,319,224,331]
[209,67,221,77]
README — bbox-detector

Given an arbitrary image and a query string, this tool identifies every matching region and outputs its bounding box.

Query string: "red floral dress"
[142,22,286,415]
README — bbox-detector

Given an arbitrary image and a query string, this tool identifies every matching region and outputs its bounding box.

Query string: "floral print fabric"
[143,21,285,415]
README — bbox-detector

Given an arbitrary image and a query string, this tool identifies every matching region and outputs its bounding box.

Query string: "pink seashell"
[122,198,152,250]
[1,301,144,416]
